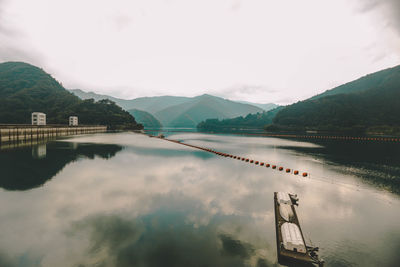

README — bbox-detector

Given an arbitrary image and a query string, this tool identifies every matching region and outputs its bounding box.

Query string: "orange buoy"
[302,172,308,177]
[294,170,299,175]
[272,165,276,169]
[233,156,237,159]
[250,160,254,163]
[286,168,290,173]
[279,167,283,171]
[242,158,245,161]
[260,162,264,166]
[246,159,249,162]
[255,161,259,165]
[266,164,270,167]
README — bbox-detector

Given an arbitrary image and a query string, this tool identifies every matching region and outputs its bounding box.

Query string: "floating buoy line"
[263,134,400,143]
[144,130,400,143]
[157,136,311,177]
[148,135,395,205]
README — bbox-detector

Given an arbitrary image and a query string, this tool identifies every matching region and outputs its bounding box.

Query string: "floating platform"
[274,192,324,266]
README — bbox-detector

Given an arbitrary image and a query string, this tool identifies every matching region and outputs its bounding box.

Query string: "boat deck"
[274,192,324,266]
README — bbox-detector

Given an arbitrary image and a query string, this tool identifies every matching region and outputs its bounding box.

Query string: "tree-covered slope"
[272,65,400,133]
[311,65,400,100]
[128,109,162,128]
[197,107,282,130]
[0,62,142,129]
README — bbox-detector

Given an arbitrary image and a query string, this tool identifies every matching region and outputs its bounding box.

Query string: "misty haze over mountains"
[70,89,278,128]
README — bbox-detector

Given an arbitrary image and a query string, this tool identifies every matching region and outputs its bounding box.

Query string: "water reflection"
[70,199,275,267]
[276,140,400,194]
[0,132,399,267]
[32,144,47,159]
[0,142,123,190]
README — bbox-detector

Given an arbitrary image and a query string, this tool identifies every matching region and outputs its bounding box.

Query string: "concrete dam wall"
[0,125,107,144]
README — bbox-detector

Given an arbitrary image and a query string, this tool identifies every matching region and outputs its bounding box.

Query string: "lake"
[0,132,399,267]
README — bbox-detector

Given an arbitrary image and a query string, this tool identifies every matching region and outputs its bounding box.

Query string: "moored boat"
[274,192,324,266]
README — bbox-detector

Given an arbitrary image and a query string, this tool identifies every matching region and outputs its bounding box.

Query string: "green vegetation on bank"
[197,107,282,131]
[0,62,142,129]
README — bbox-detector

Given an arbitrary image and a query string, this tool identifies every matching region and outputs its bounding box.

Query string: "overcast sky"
[1,0,399,104]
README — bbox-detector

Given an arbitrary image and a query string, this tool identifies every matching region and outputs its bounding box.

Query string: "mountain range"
[199,64,400,135]
[2,61,398,134]
[70,89,278,128]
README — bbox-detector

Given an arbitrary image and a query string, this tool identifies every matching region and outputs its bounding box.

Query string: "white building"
[31,112,46,125]
[69,116,78,126]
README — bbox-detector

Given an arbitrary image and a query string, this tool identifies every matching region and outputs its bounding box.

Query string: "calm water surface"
[0,132,399,267]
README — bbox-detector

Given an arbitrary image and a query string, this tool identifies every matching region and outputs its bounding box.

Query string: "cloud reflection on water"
[0,132,399,266]
[69,193,277,267]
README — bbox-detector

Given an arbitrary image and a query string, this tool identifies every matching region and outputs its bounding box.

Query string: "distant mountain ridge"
[153,94,264,127]
[127,109,162,128]
[237,101,278,111]
[71,89,191,113]
[70,90,276,128]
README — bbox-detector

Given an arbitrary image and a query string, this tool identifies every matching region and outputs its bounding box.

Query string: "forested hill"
[311,65,400,100]
[271,65,400,134]
[197,107,282,130]
[0,62,142,129]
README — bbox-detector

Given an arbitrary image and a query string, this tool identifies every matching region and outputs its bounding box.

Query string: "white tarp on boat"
[277,192,292,205]
[279,203,294,222]
[281,222,306,253]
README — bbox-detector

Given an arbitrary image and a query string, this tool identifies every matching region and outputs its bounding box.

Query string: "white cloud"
[0,0,399,104]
